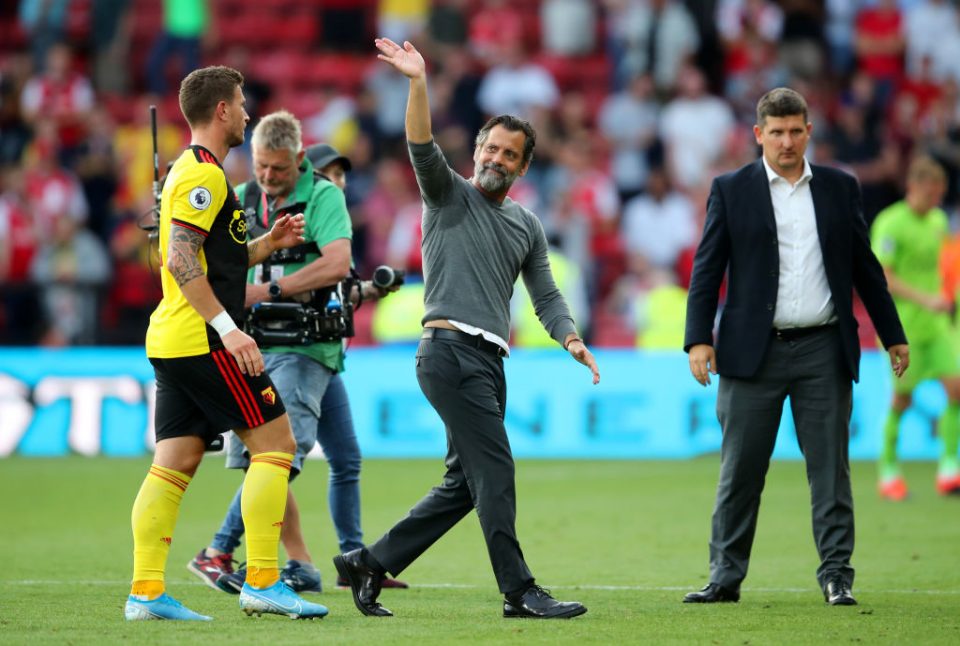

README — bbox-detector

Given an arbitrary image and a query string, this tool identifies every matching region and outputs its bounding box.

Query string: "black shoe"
[336,574,409,589]
[216,564,246,594]
[332,549,393,617]
[503,585,587,619]
[824,577,857,606]
[683,583,740,603]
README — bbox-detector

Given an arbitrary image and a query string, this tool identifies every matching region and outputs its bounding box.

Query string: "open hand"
[221,328,264,376]
[568,340,600,385]
[688,344,717,386]
[926,294,953,314]
[375,37,426,79]
[888,343,909,378]
[269,213,306,250]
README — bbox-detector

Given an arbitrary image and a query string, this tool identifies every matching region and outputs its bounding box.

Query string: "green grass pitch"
[1,456,958,644]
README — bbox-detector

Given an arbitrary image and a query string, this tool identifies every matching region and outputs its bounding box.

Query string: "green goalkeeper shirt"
[870,199,950,343]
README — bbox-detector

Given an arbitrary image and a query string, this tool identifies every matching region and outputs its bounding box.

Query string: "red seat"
[284,14,319,48]
[101,93,137,125]
[0,22,27,51]
[535,53,611,92]
[249,50,308,91]
[161,94,188,127]
[302,54,370,93]
[66,0,91,42]
[130,0,162,45]
[268,90,323,120]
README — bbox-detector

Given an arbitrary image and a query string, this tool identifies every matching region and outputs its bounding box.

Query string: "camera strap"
[241,179,321,260]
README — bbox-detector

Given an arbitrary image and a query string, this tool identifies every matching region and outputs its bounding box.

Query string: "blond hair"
[907,155,947,184]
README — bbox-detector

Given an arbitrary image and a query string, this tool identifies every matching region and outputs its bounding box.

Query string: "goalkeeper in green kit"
[870,156,960,499]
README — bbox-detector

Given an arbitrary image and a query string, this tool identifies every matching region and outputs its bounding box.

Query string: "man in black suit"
[682,87,910,607]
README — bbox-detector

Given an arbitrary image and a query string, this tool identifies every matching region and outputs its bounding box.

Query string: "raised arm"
[375,37,431,144]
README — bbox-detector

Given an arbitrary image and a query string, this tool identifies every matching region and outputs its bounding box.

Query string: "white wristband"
[209,311,238,337]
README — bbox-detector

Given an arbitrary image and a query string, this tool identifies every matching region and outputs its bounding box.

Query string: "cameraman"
[187,111,406,592]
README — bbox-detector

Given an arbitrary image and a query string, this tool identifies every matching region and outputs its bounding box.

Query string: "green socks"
[880,409,903,480]
[939,403,960,476]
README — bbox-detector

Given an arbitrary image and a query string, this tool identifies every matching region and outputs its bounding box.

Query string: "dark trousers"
[709,327,855,591]
[368,338,534,594]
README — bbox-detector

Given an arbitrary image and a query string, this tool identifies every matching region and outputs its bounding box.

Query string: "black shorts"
[150,348,287,445]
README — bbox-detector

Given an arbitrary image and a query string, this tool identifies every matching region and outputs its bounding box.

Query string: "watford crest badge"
[261,386,277,406]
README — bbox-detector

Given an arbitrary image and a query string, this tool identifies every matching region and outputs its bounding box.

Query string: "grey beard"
[475,164,515,193]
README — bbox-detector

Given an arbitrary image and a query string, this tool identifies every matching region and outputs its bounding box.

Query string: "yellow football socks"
[242,451,293,589]
[130,464,191,599]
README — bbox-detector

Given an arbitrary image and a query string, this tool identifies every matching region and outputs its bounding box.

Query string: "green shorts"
[892,332,960,394]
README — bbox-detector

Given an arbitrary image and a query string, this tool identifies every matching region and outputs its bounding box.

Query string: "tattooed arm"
[247,232,274,267]
[167,222,265,375]
[167,223,207,287]
[166,222,225,321]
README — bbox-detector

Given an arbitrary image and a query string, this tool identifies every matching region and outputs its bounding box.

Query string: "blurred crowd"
[2,0,960,348]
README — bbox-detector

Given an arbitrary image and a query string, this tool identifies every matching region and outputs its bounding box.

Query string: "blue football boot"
[124,593,212,621]
[239,580,329,619]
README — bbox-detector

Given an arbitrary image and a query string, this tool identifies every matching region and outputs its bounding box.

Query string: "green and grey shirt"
[410,139,577,348]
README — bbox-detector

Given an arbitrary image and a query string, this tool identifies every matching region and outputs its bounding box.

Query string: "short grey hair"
[250,110,302,156]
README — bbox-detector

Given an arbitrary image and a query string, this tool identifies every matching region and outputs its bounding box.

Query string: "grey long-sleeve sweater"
[410,139,577,346]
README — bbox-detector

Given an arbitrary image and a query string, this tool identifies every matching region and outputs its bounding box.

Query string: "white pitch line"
[3,580,959,595]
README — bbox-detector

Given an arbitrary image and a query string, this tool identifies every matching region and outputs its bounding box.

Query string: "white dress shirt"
[449,320,511,357]
[762,156,836,329]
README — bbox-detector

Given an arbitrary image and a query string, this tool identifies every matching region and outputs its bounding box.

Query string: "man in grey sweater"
[334,37,600,620]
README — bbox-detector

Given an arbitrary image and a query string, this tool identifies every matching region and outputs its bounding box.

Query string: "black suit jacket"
[684,159,906,382]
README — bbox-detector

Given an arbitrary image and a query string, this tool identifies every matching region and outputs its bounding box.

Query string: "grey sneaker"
[281,559,322,593]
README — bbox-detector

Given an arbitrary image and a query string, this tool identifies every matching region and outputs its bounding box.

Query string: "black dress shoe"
[503,585,587,619]
[824,577,857,606]
[332,549,393,617]
[683,583,740,603]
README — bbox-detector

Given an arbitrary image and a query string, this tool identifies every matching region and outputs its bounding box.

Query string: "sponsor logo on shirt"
[230,210,247,244]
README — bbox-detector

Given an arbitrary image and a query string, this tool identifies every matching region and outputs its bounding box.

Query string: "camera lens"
[373,265,404,288]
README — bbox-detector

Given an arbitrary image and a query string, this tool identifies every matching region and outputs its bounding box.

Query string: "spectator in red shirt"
[0,164,42,344]
[550,132,624,302]
[896,54,944,125]
[0,165,36,285]
[20,43,95,168]
[22,119,89,234]
[468,0,525,65]
[854,0,905,105]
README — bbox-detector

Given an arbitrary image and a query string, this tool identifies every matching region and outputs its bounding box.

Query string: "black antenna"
[150,104,160,210]
[138,104,161,241]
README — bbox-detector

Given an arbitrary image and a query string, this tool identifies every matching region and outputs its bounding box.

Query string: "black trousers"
[367,337,534,594]
[709,326,855,592]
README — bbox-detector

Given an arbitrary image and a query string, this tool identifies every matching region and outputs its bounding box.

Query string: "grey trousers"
[709,327,855,592]
[368,338,535,594]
